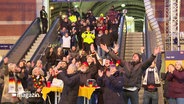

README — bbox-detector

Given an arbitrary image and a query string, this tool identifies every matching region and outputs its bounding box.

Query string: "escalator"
[0,17,60,67]
[118,13,144,61]
[30,17,60,65]
[0,18,41,65]
[117,14,126,59]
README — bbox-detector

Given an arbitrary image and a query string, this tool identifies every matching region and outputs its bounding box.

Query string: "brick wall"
[0,0,36,36]
[0,0,36,56]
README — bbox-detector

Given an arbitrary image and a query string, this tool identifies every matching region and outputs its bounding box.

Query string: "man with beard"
[100,44,161,104]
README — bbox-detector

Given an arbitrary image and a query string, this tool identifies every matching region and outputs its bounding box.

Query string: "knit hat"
[109,61,119,69]
[82,62,89,67]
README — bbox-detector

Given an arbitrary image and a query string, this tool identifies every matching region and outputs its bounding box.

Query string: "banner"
[165,51,184,71]
[17,80,25,94]
[0,44,14,50]
[8,78,16,94]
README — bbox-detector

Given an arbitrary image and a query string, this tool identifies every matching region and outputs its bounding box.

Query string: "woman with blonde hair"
[166,61,184,104]
[1,63,20,104]
[57,64,80,104]
[175,61,184,71]
[27,67,45,104]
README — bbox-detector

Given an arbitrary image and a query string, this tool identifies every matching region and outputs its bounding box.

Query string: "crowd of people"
[0,5,183,104]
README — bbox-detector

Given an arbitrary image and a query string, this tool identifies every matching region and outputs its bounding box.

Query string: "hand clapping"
[98,70,103,77]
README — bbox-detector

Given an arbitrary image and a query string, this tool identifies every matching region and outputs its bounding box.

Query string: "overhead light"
[50,6,54,10]
[74,5,78,8]
[121,4,126,7]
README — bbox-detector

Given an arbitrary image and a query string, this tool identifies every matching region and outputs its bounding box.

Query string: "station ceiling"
[50,0,145,31]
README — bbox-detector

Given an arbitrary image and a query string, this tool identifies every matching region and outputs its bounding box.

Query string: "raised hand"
[37,88,41,92]
[100,44,109,53]
[54,67,59,75]
[168,66,175,74]
[72,58,76,64]
[50,69,55,76]
[112,44,119,53]
[140,47,145,53]
[153,46,161,56]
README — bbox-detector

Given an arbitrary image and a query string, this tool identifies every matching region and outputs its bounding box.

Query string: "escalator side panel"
[0,18,41,65]
[31,17,60,65]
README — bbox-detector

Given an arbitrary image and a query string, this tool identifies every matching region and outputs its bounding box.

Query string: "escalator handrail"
[38,43,50,60]
[18,20,41,64]
[0,17,40,66]
[118,14,126,58]
[122,16,127,60]
[7,17,40,57]
[30,17,60,63]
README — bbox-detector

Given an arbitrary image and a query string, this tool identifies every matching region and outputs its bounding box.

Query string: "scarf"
[142,67,160,85]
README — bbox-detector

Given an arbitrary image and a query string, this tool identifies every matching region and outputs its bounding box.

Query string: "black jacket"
[108,51,156,89]
[58,72,80,104]
[46,51,56,66]
[97,71,124,104]
[79,62,97,86]
[27,75,45,103]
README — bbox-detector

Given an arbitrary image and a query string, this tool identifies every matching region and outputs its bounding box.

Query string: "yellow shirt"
[69,15,77,23]
[81,31,95,44]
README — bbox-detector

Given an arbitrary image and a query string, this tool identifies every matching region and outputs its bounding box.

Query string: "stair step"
[124,57,132,61]
[124,32,143,62]
[25,55,31,59]
[24,33,46,61]
[39,34,46,37]
[33,43,41,47]
[126,41,143,44]
[126,44,143,47]
[29,49,36,53]
[35,39,42,43]
[126,38,143,41]
[31,46,38,49]
[126,35,143,38]
[27,52,34,56]
[126,47,142,50]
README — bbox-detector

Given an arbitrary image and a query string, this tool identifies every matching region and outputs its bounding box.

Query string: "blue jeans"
[168,98,176,104]
[77,97,86,104]
[177,98,184,104]
[123,89,139,104]
[168,98,184,104]
[143,90,158,104]
[97,45,105,58]
[77,92,97,104]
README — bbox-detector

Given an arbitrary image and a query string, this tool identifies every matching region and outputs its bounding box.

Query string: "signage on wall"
[165,51,184,72]
[0,44,14,50]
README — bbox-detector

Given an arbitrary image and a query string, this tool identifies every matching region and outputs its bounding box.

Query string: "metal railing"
[30,17,60,65]
[118,12,127,59]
